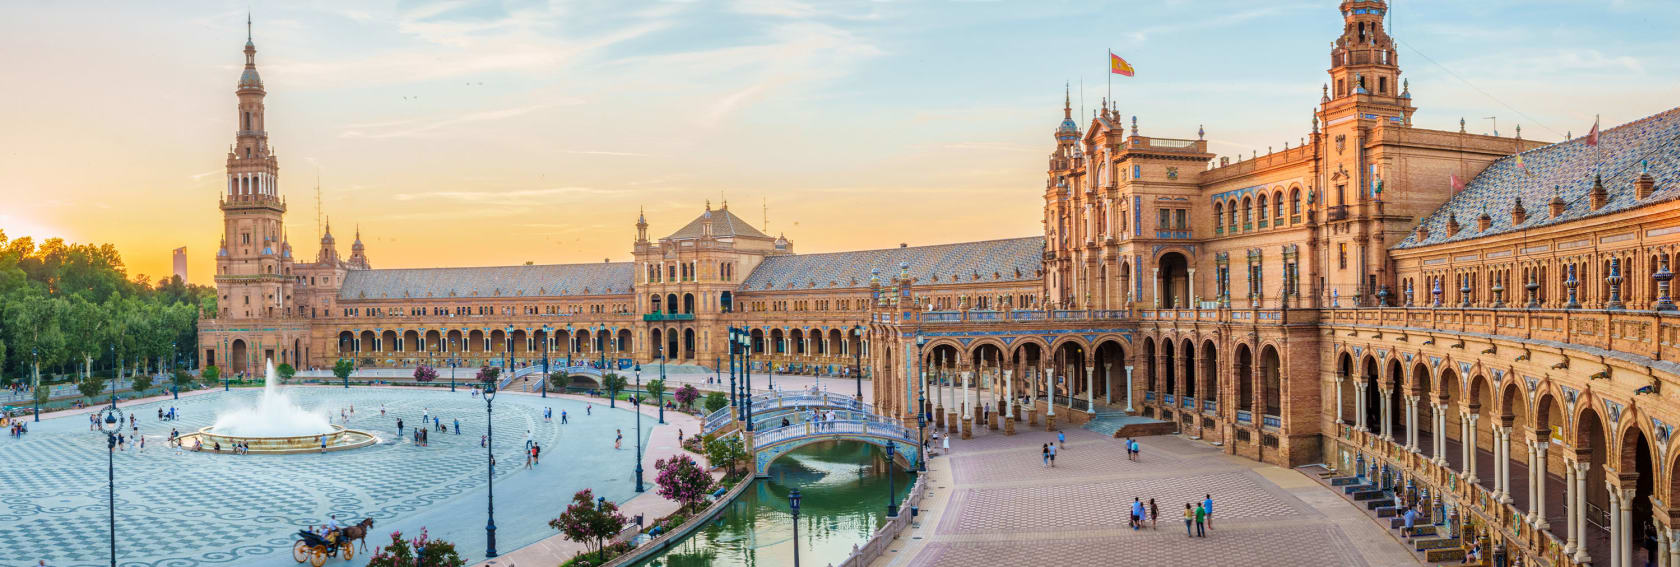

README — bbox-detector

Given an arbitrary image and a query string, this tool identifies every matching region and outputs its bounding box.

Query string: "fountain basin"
[176,424,378,454]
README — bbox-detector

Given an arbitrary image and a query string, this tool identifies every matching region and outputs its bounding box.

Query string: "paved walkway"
[869,425,1422,567]
[479,392,707,567]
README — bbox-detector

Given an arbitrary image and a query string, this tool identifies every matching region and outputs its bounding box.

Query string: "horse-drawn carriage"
[291,518,372,566]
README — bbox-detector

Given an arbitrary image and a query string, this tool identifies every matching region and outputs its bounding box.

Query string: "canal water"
[638,440,917,566]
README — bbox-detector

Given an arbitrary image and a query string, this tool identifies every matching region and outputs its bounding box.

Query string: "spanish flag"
[1110,51,1135,77]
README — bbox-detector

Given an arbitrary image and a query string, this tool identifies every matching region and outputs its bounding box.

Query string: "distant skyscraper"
[173,247,188,284]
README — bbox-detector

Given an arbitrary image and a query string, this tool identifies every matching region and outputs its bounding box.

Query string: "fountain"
[177,360,377,454]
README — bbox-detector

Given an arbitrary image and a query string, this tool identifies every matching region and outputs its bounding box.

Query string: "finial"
[1198,124,1205,140]
[1459,117,1466,133]
[1515,124,1522,140]
[705,199,711,211]
[1321,83,1329,102]
[1130,115,1138,136]
[247,11,252,42]
[1063,82,1071,118]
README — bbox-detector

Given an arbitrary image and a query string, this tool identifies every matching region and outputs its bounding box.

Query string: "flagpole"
[1107,49,1112,107]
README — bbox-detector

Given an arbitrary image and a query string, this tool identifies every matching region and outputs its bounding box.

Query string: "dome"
[240,68,263,89]
[218,248,228,257]
[1055,118,1079,142]
[262,246,274,255]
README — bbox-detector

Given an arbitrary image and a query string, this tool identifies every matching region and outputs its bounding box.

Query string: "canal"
[638,440,917,566]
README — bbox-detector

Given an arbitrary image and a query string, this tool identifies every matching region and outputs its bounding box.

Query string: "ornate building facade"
[199,3,1680,564]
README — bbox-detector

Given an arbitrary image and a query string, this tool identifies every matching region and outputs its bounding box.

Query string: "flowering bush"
[364,528,465,567]
[549,489,627,557]
[413,366,438,383]
[674,384,700,409]
[475,366,500,384]
[655,454,714,513]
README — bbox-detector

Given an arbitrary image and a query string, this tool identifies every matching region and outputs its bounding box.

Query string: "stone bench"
[1375,505,1400,517]
[1343,483,1376,494]
[1424,546,1465,563]
[1350,489,1387,501]
[1329,476,1361,486]
[1414,537,1457,551]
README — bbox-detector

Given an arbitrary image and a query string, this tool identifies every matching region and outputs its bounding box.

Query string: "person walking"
[1202,494,1214,529]
[615,429,623,450]
[561,410,568,424]
[1057,430,1065,450]
[396,418,404,438]
[1401,505,1417,538]
[1183,503,1195,537]
[1047,442,1058,467]
[1130,438,1141,461]
[453,418,460,434]
[1041,443,1050,467]
[1148,498,1159,529]
[1130,498,1144,530]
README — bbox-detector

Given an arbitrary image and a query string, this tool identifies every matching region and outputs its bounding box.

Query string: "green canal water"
[638,440,917,567]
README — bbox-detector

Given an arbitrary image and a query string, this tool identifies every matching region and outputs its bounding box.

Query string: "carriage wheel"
[310,546,328,567]
[342,543,354,561]
[292,541,309,563]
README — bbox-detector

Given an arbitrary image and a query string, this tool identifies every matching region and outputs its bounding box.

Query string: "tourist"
[319,434,327,453]
[1047,441,1057,467]
[422,408,429,428]
[561,410,568,424]
[1130,498,1143,530]
[1202,494,1214,528]
[1183,503,1195,537]
[481,434,487,448]
[615,429,623,450]
[677,429,684,445]
[1057,430,1065,449]
[533,442,540,465]
[380,404,385,416]
[587,404,592,416]
[453,418,459,434]
[434,416,440,431]
[525,429,533,450]
[942,432,950,454]
[1125,437,1135,461]
[158,408,163,421]
[1041,443,1049,467]
[525,448,533,469]
[396,418,404,438]
[1401,505,1417,538]
[1148,498,1158,529]
[1129,438,1141,461]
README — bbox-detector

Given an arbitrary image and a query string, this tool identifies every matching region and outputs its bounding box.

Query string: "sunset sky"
[2,0,1676,283]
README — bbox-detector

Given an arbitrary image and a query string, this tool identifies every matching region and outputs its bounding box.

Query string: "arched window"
[1227,200,1238,232]
[1241,196,1253,230]
[1273,192,1284,224]
[1290,188,1302,215]
[1257,197,1268,227]
[1213,203,1224,234]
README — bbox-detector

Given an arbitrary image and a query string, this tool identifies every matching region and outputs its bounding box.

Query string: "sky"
[1,0,1677,283]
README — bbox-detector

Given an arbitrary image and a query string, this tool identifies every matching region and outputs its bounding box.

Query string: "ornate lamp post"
[634,362,646,493]
[483,374,499,558]
[742,328,754,431]
[223,338,230,391]
[94,401,124,567]
[565,323,574,368]
[450,338,458,393]
[852,325,864,401]
[789,488,803,567]
[728,327,741,420]
[541,325,551,398]
[171,340,179,400]
[32,347,40,421]
[657,348,666,424]
[885,443,899,517]
[503,325,514,378]
[915,334,927,472]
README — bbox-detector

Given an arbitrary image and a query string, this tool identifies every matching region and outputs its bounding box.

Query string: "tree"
[364,528,466,567]
[548,489,628,557]
[77,374,106,401]
[202,365,220,383]
[276,363,296,380]
[413,365,438,382]
[548,370,570,391]
[703,391,728,414]
[646,379,666,423]
[675,384,700,410]
[171,369,194,391]
[704,435,748,477]
[129,371,153,394]
[601,373,627,408]
[333,359,355,381]
[654,454,714,513]
[476,366,500,385]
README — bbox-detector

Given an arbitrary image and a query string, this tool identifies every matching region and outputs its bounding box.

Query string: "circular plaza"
[1,385,653,567]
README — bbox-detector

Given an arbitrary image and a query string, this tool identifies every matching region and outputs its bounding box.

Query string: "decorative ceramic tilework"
[740,237,1043,291]
[340,262,635,300]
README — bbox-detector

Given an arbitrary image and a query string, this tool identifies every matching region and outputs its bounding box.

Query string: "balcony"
[1155,230,1193,239]
[1326,205,1349,221]
[1201,399,1217,413]
[642,313,695,322]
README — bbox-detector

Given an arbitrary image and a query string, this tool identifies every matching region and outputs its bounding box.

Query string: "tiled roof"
[665,208,770,240]
[1396,107,1680,249]
[738,237,1045,291]
[339,263,634,301]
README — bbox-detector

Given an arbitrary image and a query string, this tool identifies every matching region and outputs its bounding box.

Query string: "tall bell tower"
[215,16,292,320]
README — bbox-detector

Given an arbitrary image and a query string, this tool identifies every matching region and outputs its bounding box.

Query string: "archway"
[231,339,248,376]
[337,331,353,355]
[1338,353,1355,425]
[1259,346,1281,416]
[683,293,695,314]
[1158,252,1190,308]
[1200,340,1218,410]
[1161,339,1177,397]
[1622,426,1655,566]
[1094,340,1126,408]
[1142,338,1157,394]
[1536,392,1567,540]
[683,328,696,360]
[1411,363,1433,455]
[382,330,399,354]
[1438,368,1461,471]
[650,328,663,360]
[1576,407,1610,563]
[1235,344,1253,413]
[1361,356,1380,431]
[1180,339,1196,400]
[1386,359,1405,440]
[791,329,806,355]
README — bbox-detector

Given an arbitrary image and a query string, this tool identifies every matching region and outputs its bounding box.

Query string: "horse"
[339,518,374,552]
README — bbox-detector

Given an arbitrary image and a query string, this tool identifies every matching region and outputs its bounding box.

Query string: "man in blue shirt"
[1203,494,1214,529]
[1402,506,1418,538]
[1130,498,1144,530]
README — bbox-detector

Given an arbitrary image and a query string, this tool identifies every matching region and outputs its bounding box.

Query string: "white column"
[1004,370,1014,418]
[1352,383,1366,431]
[1499,427,1513,503]
[1124,366,1135,412]
[1465,413,1480,484]
[1535,442,1550,529]
[1152,268,1162,308]
[1085,366,1095,413]
[1378,389,1391,440]
[1526,440,1540,522]
[1619,487,1635,567]
[1436,407,1448,465]
[1046,368,1056,416]
[1607,483,1624,567]
[963,371,973,420]
[1335,380,1344,424]
[1574,461,1591,563]
[1564,460,1580,556]
[1187,268,1197,305]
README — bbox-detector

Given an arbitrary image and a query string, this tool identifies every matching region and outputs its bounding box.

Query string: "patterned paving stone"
[936,470,1300,535]
[0,386,650,567]
[906,523,1370,567]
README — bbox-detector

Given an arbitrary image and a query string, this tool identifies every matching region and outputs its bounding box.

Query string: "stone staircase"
[1304,468,1468,565]
[1082,411,1177,438]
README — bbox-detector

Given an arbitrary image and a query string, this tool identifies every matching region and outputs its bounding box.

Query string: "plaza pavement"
[870,424,1423,567]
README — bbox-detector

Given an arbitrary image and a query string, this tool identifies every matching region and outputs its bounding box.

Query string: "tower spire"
[1063,83,1072,119]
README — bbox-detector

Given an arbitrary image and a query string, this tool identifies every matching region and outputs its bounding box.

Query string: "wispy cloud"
[557,149,649,157]
[392,186,625,206]
[339,103,562,139]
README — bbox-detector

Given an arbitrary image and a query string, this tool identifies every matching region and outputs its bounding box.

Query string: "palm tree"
[646,379,666,424]
[601,372,628,408]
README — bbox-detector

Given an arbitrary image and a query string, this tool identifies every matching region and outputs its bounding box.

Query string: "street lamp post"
[657,350,666,424]
[483,375,499,558]
[541,325,550,398]
[171,340,179,400]
[915,334,927,472]
[566,323,574,369]
[95,402,124,567]
[852,326,864,401]
[32,347,40,422]
[885,443,898,517]
[503,326,513,379]
[634,362,645,493]
[789,488,803,567]
[728,328,740,421]
[450,338,458,393]
[223,338,229,391]
[742,328,754,432]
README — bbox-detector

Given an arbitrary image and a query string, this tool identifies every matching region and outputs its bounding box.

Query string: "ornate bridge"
[749,416,919,475]
[702,390,870,435]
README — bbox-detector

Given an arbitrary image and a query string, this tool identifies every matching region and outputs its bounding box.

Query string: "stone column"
[1003,369,1015,419]
[1607,483,1624,567]
[1526,440,1540,523]
[1045,367,1058,431]
[1379,389,1393,441]
[961,369,974,439]
[1086,365,1095,414]
[1564,460,1580,556]
[1104,362,1113,405]
[1187,268,1197,305]
[1574,461,1592,563]
[1435,406,1449,465]
[1620,487,1636,567]
[1491,425,1504,501]
[1153,268,1162,308]
[1335,380,1344,424]
[1535,442,1550,529]
[1465,412,1480,484]
[1352,382,1366,431]
[1499,427,1514,504]
[1125,365,1135,412]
